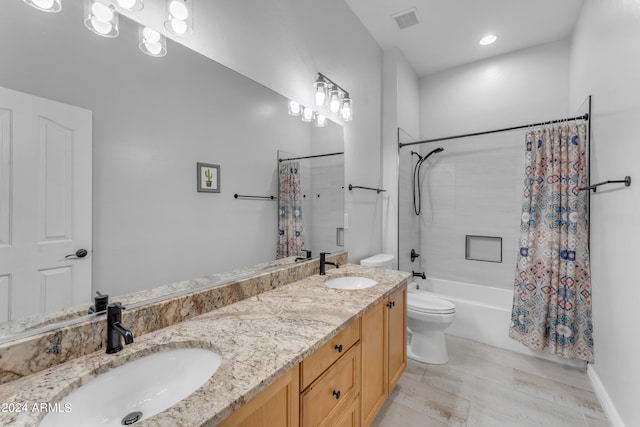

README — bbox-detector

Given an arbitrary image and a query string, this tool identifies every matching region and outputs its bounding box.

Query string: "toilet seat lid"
[408,293,455,314]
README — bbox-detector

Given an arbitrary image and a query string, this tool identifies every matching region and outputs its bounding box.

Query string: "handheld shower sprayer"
[412,147,444,215]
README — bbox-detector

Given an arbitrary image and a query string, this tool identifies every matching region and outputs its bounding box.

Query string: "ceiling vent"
[392,7,421,30]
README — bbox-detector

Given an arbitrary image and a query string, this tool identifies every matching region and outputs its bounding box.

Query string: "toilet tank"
[360,254,395,269]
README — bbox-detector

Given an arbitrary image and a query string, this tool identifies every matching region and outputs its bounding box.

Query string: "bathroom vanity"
[0,263,409,426]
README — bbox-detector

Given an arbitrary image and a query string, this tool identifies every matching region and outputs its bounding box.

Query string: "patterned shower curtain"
[509,123,594,362]
[276,161,305,259]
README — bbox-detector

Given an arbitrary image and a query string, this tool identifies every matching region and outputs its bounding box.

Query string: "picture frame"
[197,162,220,193]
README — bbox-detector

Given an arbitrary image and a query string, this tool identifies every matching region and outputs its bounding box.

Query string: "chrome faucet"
[106,303,134,354]
[319,252,339,275]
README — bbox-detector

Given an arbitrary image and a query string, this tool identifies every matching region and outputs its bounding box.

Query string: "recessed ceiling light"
[479,34,497,46]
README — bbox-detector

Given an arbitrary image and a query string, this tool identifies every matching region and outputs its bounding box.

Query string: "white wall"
[570,0,640,425]
[415,40,571,287]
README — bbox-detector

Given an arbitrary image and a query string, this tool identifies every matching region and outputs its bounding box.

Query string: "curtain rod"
[279,151,344,162]
[398,113,589,148]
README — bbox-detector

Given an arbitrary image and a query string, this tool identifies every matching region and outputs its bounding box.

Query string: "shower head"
[424,147,444,159]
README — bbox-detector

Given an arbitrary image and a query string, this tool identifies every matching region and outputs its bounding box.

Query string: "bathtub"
[409,277,585,368]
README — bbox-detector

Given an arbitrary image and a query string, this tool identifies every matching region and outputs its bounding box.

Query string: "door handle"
[65,249,88,259]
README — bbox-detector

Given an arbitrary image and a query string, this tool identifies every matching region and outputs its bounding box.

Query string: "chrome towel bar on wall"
[578,176,631,192]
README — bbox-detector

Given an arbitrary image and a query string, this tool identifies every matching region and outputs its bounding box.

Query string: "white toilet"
[407,281,456,364]
[360,253,395,269]
[359,256,456,364]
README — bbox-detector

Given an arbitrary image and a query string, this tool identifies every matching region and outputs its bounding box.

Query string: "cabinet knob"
[334,344,343,353]
[332,390,341,400]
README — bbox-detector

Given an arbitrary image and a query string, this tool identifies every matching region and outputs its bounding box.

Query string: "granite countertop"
[0,265,410,426]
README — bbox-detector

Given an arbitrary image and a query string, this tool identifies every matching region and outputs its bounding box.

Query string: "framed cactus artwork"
[196,162,220,193]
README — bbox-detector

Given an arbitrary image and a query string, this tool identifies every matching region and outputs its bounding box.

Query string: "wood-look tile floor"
[372,335,610,427]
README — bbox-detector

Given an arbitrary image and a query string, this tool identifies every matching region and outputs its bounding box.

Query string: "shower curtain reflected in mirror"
[510,123,594,362]
[276,161,305,258]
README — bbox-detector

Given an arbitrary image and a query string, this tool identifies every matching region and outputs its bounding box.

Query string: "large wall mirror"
[0,2,345,340]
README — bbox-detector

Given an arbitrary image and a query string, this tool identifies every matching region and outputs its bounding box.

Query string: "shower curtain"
[509,123,594,362]
[276,161,305,258]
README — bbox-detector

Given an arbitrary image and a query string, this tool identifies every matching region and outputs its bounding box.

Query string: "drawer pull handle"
[332,390,341,400]
[334,344,343,353]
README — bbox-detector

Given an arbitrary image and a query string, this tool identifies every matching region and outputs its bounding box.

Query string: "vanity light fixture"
[314,73,353,121]
[165,0,193,37]
[22,0,61,12]
[84,0,119,38]
[288,100,302,116]
[114,0,144,12]
[139,26,167,57]
[479,34,497,46]
[315,113,327,128]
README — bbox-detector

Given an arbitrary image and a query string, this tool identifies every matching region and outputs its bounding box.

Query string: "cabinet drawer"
[301,343,360,427]
[301,318,360,389]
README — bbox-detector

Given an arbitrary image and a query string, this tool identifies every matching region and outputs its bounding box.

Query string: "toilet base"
[407,329,449,365]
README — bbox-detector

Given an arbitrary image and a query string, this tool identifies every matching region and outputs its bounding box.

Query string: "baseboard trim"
[587,364,625,427]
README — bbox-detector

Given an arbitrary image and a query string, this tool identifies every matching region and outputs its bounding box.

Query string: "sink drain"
[122,411,143,425]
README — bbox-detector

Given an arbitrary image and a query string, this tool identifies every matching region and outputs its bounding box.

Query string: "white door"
[0,87,92,322]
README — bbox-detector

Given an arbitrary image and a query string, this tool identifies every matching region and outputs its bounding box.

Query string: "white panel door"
[0,87,92,322]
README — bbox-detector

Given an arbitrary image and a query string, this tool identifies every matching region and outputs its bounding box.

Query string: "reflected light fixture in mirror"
[139,26,167,57]
[315,113,327,127]
[301,106,314,122]
[115,0,144,11]
[22,0,61,12]
[84,0,119,38]
[288,100,301,116]
[165,0,193,37]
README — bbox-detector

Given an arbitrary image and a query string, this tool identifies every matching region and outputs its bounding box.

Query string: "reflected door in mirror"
[0,87,92,322]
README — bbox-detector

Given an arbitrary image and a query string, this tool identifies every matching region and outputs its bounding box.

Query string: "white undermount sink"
[40,348,221,427]
[324,276,378,290]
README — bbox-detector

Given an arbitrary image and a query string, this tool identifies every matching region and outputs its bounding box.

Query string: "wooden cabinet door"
[387,286,407,392]
[218,365,299,427]
[360,298,387,427]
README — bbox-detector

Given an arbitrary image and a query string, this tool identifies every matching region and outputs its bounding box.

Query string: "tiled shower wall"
[400,131,525,289]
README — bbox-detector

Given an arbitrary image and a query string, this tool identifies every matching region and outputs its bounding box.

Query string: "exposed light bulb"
[169,18,187,35]
[169,0,189,20]
[91,1,113,21]
[115,0,143,11]
[23,0,61,12]
[165,0,192,36]
[340,98,352,122]
[288,100,301,116]
[84,0,119,38]
[315,114,327,128]
[313,80,328,107]
[329,88,341,114]
[139,26,166,57]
